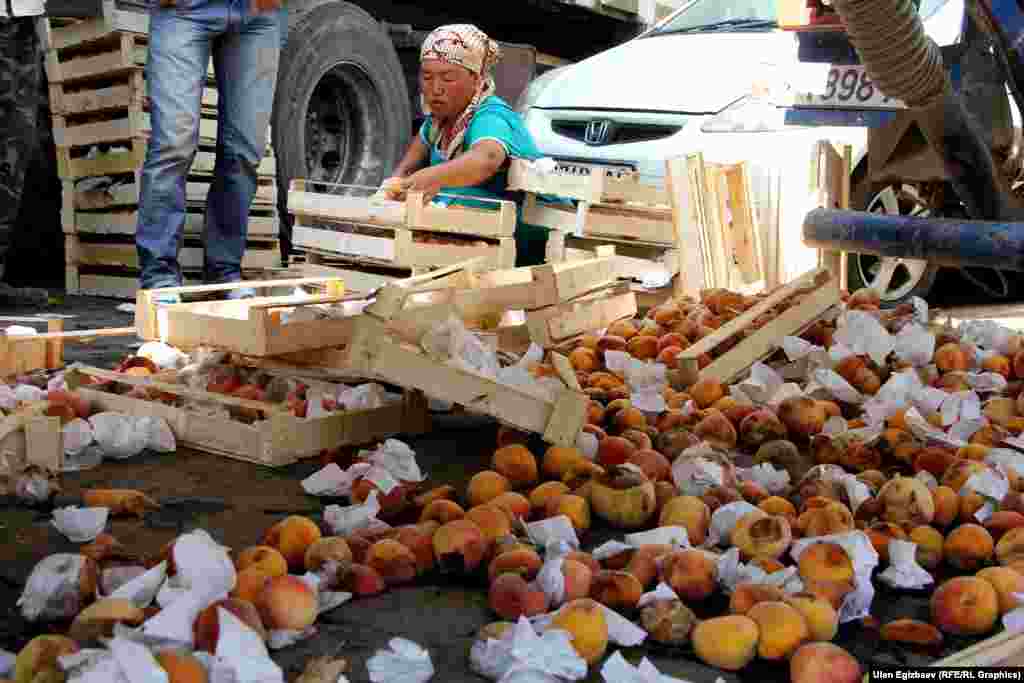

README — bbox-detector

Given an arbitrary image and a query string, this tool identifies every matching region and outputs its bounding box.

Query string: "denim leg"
[203,5,282,285]
[135,4,223,290]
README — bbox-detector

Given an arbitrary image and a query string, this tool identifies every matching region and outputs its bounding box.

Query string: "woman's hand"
[251,0,283,13]
[399,170,444,203]
[376,176,406,201]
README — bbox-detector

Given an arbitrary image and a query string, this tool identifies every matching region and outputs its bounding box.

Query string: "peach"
[659,496,711,545]
[803,579,854,610]
[785,593,839,642]
[256,575,317,631]
[493,445,539,488]
[585,400,605,426]
[490,492,531,520]
[467,470,510,507]
[565,550,601,576]
[796,501,854,538]
[568,347,599,373]
[910,525,945,570]
[619,428,653,452]
[656,346,684,368]
[393,524,437,574]
[960,492,989,524]
[986,511,1024,541]
[692,615,759,671]
[614,408,649,433]
[155,650,208,683]
[350,479,413,519]
[561,559,595,601]
[879,429,921,465]
[935,343,970,372]
[626,450,671,482]
[944,524,994,571]
[433,518,487,574]
[14,636,80,683]
[589,570,642,610]
[972,425,1008,447]
[545,494,591,534]
[840,441,883,472]
[607,320,637,339]
[723,402,759,427]
[236,545,289,578]
[640,599,698,645]
[798,543,854,584]
[748,601,810,660]
[878,476,935,526]
[759,496,797,521]
[365,539,418,585]
[739,409,788,450]
[655,428,701,459]
[942,460,990,493]
[263,515,323,572]
[729,583,786,615]
[589,468,658,529]
[194,598,266,653]
[625,544,673,589]
[232,568,271,604]
[880,618,944,647]
[751,556,785,573]
[695,409,738,450]
[303,537,353,573]
[658,331,687,352]
[466,504,514,545]
[487,548,544,585]
[998,527,1024,565]
[985,397,1019,427]
[866,522,908,563]
[420,499,465,524]
[413,484,456,508]
[977,566,1024,614]
[597,436,636,467]
[661,549,717,601]
[338,563,385,596]
[549,598,609,664]
[732,514,792,560]
[529,482,570,516]
[778,397,827,440]
[931,576,999,635]
[790,642,862,683]
[653,305,682,327]
[627,335,659,360]
[932,485,960,527]
[489,573,549,620]
[819,400,842,419]
[688,378,724,409]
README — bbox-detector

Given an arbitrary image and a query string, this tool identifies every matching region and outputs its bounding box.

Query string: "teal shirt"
[419,95,567,266]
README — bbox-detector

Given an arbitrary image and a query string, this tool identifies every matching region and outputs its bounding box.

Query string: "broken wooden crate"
[288,180,517,272]
[0,321,136,378]
[0,402,64,475]
[342,315,588,446]
[676,267,841,384]
[65,365,431,467]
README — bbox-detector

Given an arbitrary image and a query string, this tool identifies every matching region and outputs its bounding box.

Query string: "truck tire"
[272,2,412,260]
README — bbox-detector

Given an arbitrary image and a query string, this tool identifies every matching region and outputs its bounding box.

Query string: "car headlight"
[700,95,789,133]
[515,66,569,116]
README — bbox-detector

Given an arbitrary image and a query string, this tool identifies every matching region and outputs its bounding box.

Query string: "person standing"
[0,0,44,283]
[136,0,284,302]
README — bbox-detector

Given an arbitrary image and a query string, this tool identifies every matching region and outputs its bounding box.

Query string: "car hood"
[533,31,800,114]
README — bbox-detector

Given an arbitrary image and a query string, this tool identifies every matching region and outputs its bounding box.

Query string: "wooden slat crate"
[290,252,414,293]
[525,285,638,349]
[0,402,64,474]
[0,320,135,378]
[508,159,668,205]
[524,195,675,245]
[69,266,293,301]
[65,365,432,468]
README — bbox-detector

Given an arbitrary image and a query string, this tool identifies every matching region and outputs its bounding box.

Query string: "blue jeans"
[135,0,283,290]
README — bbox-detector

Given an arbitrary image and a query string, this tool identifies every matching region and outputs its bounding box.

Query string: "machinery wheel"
[845,182,940,305]
[272,1,412,258]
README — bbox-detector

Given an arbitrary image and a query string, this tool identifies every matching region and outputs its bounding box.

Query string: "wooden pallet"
[68,266,290,300]
[676,267,841,384]
[39,5,149,53]
[0,320,136,378]
[65,365,431,468]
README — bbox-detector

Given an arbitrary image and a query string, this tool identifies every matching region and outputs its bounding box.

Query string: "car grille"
[551,120,683,146]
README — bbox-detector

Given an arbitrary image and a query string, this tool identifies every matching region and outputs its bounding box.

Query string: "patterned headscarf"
[420,24,502,160]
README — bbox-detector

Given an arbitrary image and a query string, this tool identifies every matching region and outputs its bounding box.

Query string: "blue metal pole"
[802,207,1024,271]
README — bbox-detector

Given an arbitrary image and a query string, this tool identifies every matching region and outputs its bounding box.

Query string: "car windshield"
[646,0,778,35]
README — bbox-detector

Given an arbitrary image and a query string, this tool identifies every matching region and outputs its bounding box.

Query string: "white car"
[517,0,969,301]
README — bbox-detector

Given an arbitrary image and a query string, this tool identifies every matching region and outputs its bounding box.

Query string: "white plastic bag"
[18,553,90,621]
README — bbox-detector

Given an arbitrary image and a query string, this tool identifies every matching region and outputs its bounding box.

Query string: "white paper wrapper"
[624,527,690,548]
[173,530,236,599]
[915,470,939,490]
[336,383,389,412]
[469,616,586,682]
[302,463,367,497]
[143,589,223,645]
[109,561,167,608]
[708,502,764,548]
[893,324,936,368]
[834,311,894,367]
[791,531,879,623]
[599,604,647,646]
[601,651,688,683]
[63,419,95,459]
[366,439,425,483]
[366,467,401,495]
[960,320,1017,355]
[940,391,981,427]
[324,490,385,536]
[1002,592,1024,633]
[18,553,89,621]
[88,413,175,459]
[964,467,1011,522]
[736,463,791,495]
[424,315,500,380]
[535,554,568,608]
[0,384,17,411]
[736,362,784,405]
[604,351,667,413]
[576,431,598,461]
[65,650,127,683]
[267,626,317,650]
[15,383,45,402]
[812,369,863,405]
[109,637,169,683]
[368,638,434,683]
[137,341,189,370]
[967,372,1009,394]
[52,506,108,543]
[637,582,680,609]
[526,516,579,550]
[671,449,726,497]
[591,541,635,562]
[877,540,933,590]
[213,607,284,683]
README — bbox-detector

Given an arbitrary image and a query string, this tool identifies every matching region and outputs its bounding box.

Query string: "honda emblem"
[583,119,613,146]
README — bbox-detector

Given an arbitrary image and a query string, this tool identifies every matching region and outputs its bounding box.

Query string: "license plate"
[554,159,637,179]
[793,64,907,109]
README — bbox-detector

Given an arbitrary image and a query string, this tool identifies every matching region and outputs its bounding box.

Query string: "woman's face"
[420,59,479,120]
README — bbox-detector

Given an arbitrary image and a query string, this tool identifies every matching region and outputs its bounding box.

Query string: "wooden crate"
[69,266,293,301]
[38,5,149,53]
[290,252,414,293]
[508,159,668,206]
[343,315,588,446]
[65,365,431,468]
[525,285,638,349]
[0,402,64,474]
[676,267,841,384]
[0,320,135,378]
[524,195,675,245]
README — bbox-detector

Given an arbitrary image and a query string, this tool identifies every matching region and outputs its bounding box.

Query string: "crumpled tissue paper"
[18,553,91,621]
[877,539,933,590]
[324,490,390,536]
[791,531,879,623]
[367,638,434,683]
[469,616,586,682]
[52,506,109,543]
[600,651,691,683]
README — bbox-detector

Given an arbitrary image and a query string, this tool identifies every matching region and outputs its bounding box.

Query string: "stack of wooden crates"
[40,3,280,299]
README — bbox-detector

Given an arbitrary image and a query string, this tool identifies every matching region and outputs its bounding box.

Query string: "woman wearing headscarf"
[380,24,553,267]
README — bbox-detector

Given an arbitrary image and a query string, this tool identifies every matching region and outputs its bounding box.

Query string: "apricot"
[256,575,317,631]
[492,445,539,488]
[542,446,585,480]
[785,593,839,642]
[565,550,601,576]
[466,504,514,544]
[489,573,548,621]
[935,343,970,373]
[589,570,642,610]
[625,544,673,589]
[729,583,787,615]
[597,435,636,467]
[803,579,854,610]
[798,543,854,584]
[640,599,698,645]
[529,482,570,516]
[231,567,271,604]
[997,527,1024,565]
[568,347,599,373]
[790,642,862,683]
[747,601,810,660]
[751,556,785,573]
[392,524,436,575]
[433,519,487,574]
[467,471,510,507]
[977,566,1024,614]
[659,496,710,545]
[193,598,266,653]
[692,615,759,671]
[155,650,209,683]
[796,501,854,538]
[365,539,418,585]
[561,558,595,602]
[545,494,591,534]
[690,378,725,409]
[836,356,881,395]
[236,545,288,578]
[626,449,671,482]
[931,576,999,635]
[878,476,935,526]
[732,514,792,560]
[932,485,959,527]
[879,428,921,465]
[420,499,466,524]
[658,331,687,351]
[614,407,648,434]
[627,335,659,360]
[944,524,994,571]
[263,515,323,572]
[880,618,943,647]
[548,598,609,664]
[661,549,717,601]
[910,525,945,570]
[695,409,738,450]
[778,397,827,440]
[338,563,386,596]
[303,537,353,573]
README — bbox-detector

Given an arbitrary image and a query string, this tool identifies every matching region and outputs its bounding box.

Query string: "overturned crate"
[65,365,431,468]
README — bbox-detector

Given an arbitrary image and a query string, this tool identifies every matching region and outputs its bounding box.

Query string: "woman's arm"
[401,140,507,198]
[392,137,430,178]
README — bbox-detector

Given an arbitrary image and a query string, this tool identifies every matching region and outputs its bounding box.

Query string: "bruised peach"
[778,397,827,440]
[836,356,881,395]
[492,445,539,488]
[433,519,487,574]
[723,402,759,427]
[803,579,854,610]
[627,450,671,482]
[656,428,701,459]
[352,479,413,519]
[662,549,717,601]
[690,378,725,409]
[338,564,385,596]
[977,566,1024,614]
[692,616,759,671]
[655,410,689,433]
[791,642,862,683]
[303,538,353,573]
[759,496,797,521]
[879,429,921,465]
[729,583,787,615]
[866,522,908,563]
[748,601,810,660]
[393,524,436,575]
[798,543,854,584]
[880,618,943,647]
[944,524,994,571]
[931,576,999,635]
[529,482,570,516]
[568,347,599,373]
[489,573,548,620]
[997,527,1024,565]
[797,501,854,538]
[619,428,654,452]
[641,599,698,645]
[910,525,945,570]
[597,436,636,467]
[695,409,738,450]
[732,514,792,560]
[366,539,418,585]
[467,471,510,507]
[466,505,513,545]
[878,476,935,526]
[590,570,643,609]
[625,544,674,589]
[932,486,959,527]
[739,410,788,450]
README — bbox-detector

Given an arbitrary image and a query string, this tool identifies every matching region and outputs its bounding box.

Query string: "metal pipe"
[802,207,1024,271]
